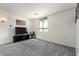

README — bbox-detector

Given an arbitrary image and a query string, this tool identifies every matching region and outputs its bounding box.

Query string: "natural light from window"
[39,20,48,32]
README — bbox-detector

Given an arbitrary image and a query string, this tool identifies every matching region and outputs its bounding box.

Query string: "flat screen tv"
[15,27,27,34]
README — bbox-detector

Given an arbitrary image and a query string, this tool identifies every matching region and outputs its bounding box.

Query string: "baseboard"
[0,42,13,47]
[36,38,75,49]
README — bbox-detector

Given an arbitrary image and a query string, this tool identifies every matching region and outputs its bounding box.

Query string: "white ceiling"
[0,3,77,20]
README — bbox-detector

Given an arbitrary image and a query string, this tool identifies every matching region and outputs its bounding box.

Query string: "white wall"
[25,19,32,32]
[76,19,79,55]
[33,8,76,48]
[0,9,32,44]
[0,10,15,44]
[0,17,16,44]
[0,17,32,44]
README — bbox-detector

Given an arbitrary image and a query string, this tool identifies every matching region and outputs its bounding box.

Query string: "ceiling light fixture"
[34,13,38,15]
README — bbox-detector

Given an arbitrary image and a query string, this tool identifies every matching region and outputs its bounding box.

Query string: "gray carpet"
[0,39,76,56]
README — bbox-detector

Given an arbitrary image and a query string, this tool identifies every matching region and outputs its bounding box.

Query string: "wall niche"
[16,19,26,27]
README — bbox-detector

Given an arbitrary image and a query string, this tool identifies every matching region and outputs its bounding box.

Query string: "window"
[39,20,48,32]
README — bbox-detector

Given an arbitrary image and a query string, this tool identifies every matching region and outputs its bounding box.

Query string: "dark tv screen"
[15,27,27,34]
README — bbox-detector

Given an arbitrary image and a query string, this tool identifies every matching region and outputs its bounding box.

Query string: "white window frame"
[39,19,48,32]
